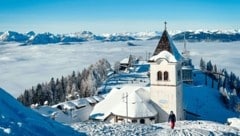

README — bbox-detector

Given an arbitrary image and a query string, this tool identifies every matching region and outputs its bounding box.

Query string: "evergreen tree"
[200,58,205,70]
[206,60,213,72]
[56,78,64,102]
[23,90,31,106]
[213,64,217,73]
[49,77,57,104]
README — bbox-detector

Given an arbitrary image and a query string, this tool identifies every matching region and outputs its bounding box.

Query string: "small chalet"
[119,54,134,71]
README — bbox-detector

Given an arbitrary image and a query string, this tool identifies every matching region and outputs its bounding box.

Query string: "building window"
[150,117,155,121]
[140,119,145,124]
[132,119,137,123]
[164,71,169,81]
[157,71,162,80]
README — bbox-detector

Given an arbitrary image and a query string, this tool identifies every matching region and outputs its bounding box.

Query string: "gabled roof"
[152,29,182,61]
[120,58,129,64]
[112,87,157,118]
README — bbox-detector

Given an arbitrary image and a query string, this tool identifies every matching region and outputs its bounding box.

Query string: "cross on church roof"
[164,21,167,30]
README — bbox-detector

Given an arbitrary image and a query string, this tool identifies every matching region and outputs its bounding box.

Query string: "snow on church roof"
[149,50,177,63]
[90,86,157,120]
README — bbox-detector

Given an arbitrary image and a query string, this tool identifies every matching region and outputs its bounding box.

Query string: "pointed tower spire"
[152,22,182,60]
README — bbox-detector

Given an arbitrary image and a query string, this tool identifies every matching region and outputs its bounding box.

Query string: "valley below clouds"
[0,40,240,97]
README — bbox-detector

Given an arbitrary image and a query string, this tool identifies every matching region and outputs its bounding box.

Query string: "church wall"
[149,60,184,123]
[150,85,183,122]
[107,114,156,124]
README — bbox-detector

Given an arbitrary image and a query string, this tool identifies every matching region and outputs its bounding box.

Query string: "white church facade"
[91,23,189,124]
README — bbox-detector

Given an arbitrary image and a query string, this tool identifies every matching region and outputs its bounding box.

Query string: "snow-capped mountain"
[27,32,60,45]
[102,31,161,40]
[0,31,29,42]
[0,87,86,135]
[62,31,105,42]
[26,31,36,37]
[1,29,240,45]
[172,30,240,42]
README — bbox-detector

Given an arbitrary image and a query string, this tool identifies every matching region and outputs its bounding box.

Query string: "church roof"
[112,87,157,118]
[90,86,157,120]
[152,26,182,61]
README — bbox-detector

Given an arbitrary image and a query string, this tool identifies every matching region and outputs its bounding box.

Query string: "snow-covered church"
[90,22,194,124]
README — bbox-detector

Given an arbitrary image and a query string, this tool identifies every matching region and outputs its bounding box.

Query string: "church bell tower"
[149,22,184,122]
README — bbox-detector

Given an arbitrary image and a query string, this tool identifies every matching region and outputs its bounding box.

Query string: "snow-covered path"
[153,121,240,136]
[71,120,240,136]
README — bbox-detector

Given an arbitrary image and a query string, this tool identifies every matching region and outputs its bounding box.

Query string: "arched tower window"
[164,71,169,81]
[157,71,162,80]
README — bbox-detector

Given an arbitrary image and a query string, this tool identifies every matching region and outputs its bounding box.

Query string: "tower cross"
[164,21,167,30]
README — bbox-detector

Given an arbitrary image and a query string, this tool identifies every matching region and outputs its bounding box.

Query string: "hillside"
[31,62,240,135]
[0,88,86,136]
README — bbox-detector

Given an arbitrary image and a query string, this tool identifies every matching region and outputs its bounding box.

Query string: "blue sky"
[0,0,239,34]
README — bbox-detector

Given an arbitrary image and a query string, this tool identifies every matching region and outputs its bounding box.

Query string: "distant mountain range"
[1,30,240,45]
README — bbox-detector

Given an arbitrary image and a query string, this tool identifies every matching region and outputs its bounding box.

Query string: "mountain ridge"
[1,29,240,45]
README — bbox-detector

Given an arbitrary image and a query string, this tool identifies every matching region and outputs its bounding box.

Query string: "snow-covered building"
[91,23,185,124]
[34,96,104,124]
[181,35,194,84]
[119,54,135,71]
[90,86,157,124]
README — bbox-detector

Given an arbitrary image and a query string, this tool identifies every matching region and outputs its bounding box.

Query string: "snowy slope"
[32,62,240,135]
[183,70,239,123]
[0,88,86,136]
[183,84,238,123]
[71,120,240,136]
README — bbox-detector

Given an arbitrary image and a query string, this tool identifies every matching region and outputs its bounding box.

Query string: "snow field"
[71,120,240,136]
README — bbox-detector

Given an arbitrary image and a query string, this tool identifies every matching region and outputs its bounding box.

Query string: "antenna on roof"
[182,33,190,58]
[122,92,128,123]
[184,33,186,52]
[164,21,167,30]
